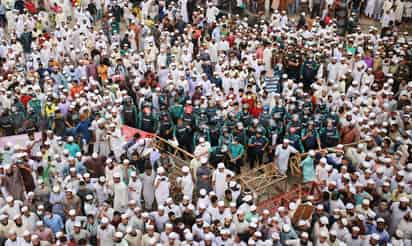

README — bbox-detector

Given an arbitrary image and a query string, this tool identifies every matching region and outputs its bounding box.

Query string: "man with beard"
[97,217,115,246]
[390,197,411,235]
[0,164,26,201]
[4,230,24,246]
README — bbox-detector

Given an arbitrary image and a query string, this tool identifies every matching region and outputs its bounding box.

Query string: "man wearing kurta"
[113,172,128,213]
[300,150,316,183]
[212,163,234,200]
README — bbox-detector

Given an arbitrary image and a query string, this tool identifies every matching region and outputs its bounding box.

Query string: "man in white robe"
[212,163,234,200]
[177,166,194,201]
[154,167,170,207]
[113,172,128,212]
[128,172,143,207]
[274,139,298,174]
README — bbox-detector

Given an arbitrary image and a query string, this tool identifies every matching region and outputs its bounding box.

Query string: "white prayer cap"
[113,172,121,178]
[74,221,81,227]
[52,185,60,193]
[320,158,327,164]
[282,224,291,232]
[217,163,225,169]
[115,231,123,238]
[272,232,280,239]
[182,166,190,173]
[301,232,309,238]
[320,216,329,225]
[13,214,21,220]
[199,137,205,143]
[308,150,315,156]
[200,157,208,164]
[5,196,13,203]
[157,167,165,173]
[185,233,194,241]
[371,233,380,240]
[199,189,207,196]
[36,221,43,226]
[205,234,213,240]
[400,196,410,203]
[362,199,370,206]
[69,209,76,216]
[217,201,225,207]
[320,230,328,238]
[101,217,109,224]
[23,230,30,237]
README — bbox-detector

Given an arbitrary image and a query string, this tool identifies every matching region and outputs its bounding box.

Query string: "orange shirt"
[70,85,84,99]
[97,65,108,82]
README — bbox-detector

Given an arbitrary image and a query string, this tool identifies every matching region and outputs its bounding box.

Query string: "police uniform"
[247,129,268,168]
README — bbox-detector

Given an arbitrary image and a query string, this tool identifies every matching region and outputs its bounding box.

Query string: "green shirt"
[228,143,244,159]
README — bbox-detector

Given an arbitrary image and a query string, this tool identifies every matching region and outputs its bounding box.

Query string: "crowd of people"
[0,0,411,245]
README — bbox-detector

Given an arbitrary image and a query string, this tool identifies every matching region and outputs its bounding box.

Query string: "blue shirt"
[43,214,64,233]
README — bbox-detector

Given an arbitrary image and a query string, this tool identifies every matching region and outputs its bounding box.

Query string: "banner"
[120,125,154,141]
[0,132,41,149]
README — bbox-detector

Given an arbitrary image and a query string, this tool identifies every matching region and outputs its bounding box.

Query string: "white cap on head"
[157,167,165,173]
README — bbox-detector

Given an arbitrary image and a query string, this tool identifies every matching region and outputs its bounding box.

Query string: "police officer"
[173,118,193,152]
[138,104,158,133]
[301,53,319,90]
[232,122,248,146]
[237,104,252,128]
[208,115,222,147]
[218,127,233,147]
[158,110,173,140]
[285,127,305,152]
[224,112,237,132]
[320,119,340,148]
[247,128,268,169]
[206,100,218,120]
[209,144,229,168]
[169,99,184,124]
[122,96,138,128]
[285,47,301,80]
[195,109,209,131]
